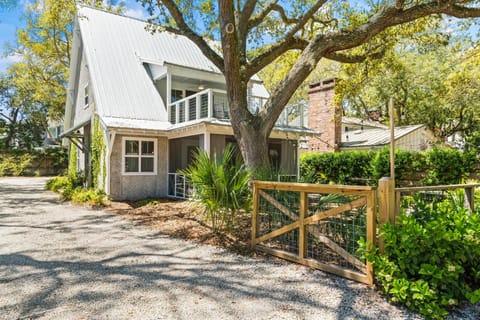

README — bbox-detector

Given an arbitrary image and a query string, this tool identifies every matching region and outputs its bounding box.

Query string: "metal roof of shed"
[341,124,424,148]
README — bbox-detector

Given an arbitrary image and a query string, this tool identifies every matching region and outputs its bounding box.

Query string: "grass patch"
[132,198,161,208]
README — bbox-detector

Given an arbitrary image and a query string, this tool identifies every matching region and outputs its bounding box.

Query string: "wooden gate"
[251,181,376,285]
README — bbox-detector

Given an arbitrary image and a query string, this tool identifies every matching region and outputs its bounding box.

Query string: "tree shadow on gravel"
[0,248,422,320]
[0,178,423,320]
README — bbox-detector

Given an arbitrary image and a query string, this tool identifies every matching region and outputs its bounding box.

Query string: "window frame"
[121,137,157,175]
[84,83,89,109]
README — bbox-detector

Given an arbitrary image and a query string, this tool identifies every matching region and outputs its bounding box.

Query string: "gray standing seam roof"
[77,6,222,123]
[341,124,424,148]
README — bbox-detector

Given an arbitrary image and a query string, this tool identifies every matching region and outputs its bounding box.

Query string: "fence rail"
[251,181,376,285]
[395,183,480,215]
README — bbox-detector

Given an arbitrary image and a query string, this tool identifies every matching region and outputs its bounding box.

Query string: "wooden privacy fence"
[251,181,376,285]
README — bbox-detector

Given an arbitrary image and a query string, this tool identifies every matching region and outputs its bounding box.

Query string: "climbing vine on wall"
[68,141,77,179]
[91,116,106,190]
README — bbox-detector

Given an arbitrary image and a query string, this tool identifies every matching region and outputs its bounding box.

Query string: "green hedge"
[300,150,375,185]
[300,148,478,186]
[0,147,68,176]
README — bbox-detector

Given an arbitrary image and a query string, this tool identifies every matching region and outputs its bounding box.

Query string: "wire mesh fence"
[252,181,376,285]
[394,184,480,218]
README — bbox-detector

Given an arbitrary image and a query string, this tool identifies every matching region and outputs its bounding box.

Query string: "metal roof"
[341,124,424,148]
[342,116,388,129]
[77,6,221,124]
[101,117,172,131]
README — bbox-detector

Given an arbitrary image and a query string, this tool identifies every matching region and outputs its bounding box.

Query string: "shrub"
[181,144,251,232]
[422,148,476,185]
[46,174,97,204]
[371,148,425,182]
[300,150,375,184]
[359,195,480,319]
[301,148,478,187]
[71,188,106,206]
[46,176,72,192]
[0,147,68,176]
[0,153,32,176]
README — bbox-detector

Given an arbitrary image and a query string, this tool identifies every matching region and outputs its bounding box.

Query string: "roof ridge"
[77,3,151,24]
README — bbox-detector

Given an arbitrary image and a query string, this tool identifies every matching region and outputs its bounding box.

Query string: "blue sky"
[0,0,150,72]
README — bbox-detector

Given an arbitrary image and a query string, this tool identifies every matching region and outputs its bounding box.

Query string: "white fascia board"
[64,19,82,131]
[166,63,225,83]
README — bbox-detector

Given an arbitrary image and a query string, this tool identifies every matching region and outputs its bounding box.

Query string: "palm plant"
[180,144,251,232]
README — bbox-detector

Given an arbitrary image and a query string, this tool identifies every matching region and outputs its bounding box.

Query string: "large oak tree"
[141,0,480,168]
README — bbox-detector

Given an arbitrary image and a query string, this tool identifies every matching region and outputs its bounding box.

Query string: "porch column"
[204,132,211,156]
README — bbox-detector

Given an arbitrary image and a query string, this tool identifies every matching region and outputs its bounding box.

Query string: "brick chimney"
[307,78,342,152]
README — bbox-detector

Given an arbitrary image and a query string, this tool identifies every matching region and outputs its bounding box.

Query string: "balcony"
[168,89,305,128]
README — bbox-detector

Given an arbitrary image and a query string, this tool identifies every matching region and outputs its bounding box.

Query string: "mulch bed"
[106,198,253,255]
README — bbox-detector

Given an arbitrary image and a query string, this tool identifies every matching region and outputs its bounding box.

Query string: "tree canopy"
[141,0,480,167]
[0,0,123,148]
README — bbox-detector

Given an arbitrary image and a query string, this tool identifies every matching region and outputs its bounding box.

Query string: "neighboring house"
[62,6,314,200]
[44,119,64,147]
[303,79,436,152]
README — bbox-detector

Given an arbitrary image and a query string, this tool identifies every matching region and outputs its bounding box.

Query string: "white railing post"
[185,98,190,122]
[175,102,180,125]
[196,95,201,121]
[183,175,186,199]
[208,89,213,118]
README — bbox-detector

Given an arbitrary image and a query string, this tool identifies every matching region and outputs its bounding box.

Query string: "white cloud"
[124,7,148,20]
[0,53,22,72]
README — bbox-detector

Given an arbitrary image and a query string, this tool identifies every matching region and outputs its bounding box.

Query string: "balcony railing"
[168,89,304,128]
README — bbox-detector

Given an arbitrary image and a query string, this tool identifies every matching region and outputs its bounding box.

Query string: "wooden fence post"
[366,190,376,286]
[464,186,475,213]
[298,191,308,261]
[251,181,260,248]
[378,177,395,253]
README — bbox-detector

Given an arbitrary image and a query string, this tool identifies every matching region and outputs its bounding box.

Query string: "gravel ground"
[0,177,477,320]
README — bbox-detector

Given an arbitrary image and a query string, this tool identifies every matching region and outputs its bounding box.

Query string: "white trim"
[121,136,157,175]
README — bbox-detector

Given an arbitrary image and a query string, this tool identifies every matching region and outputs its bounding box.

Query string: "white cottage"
[62,6,315,200]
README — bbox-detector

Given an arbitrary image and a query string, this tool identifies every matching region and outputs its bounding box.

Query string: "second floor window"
[171,89,183,103]
[84,84,89,108]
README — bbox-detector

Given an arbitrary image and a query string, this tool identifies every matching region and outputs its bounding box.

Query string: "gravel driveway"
[0,177,476,320]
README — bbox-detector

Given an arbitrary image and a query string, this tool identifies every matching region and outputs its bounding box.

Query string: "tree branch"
[318,1,480,54]
[246,38,308,78]
[258,1,480,135]
[245,1,328,79]
[152,0,225,73]
[324,48,386,63]
[238,0,257,40]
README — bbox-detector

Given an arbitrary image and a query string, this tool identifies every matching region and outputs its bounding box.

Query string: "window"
[84,84,89,108]
[171,89,198,103]
[122,138,156,175]
[171,89,183,103]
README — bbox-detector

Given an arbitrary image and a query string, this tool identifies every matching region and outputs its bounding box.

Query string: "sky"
[0,0,150,72]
